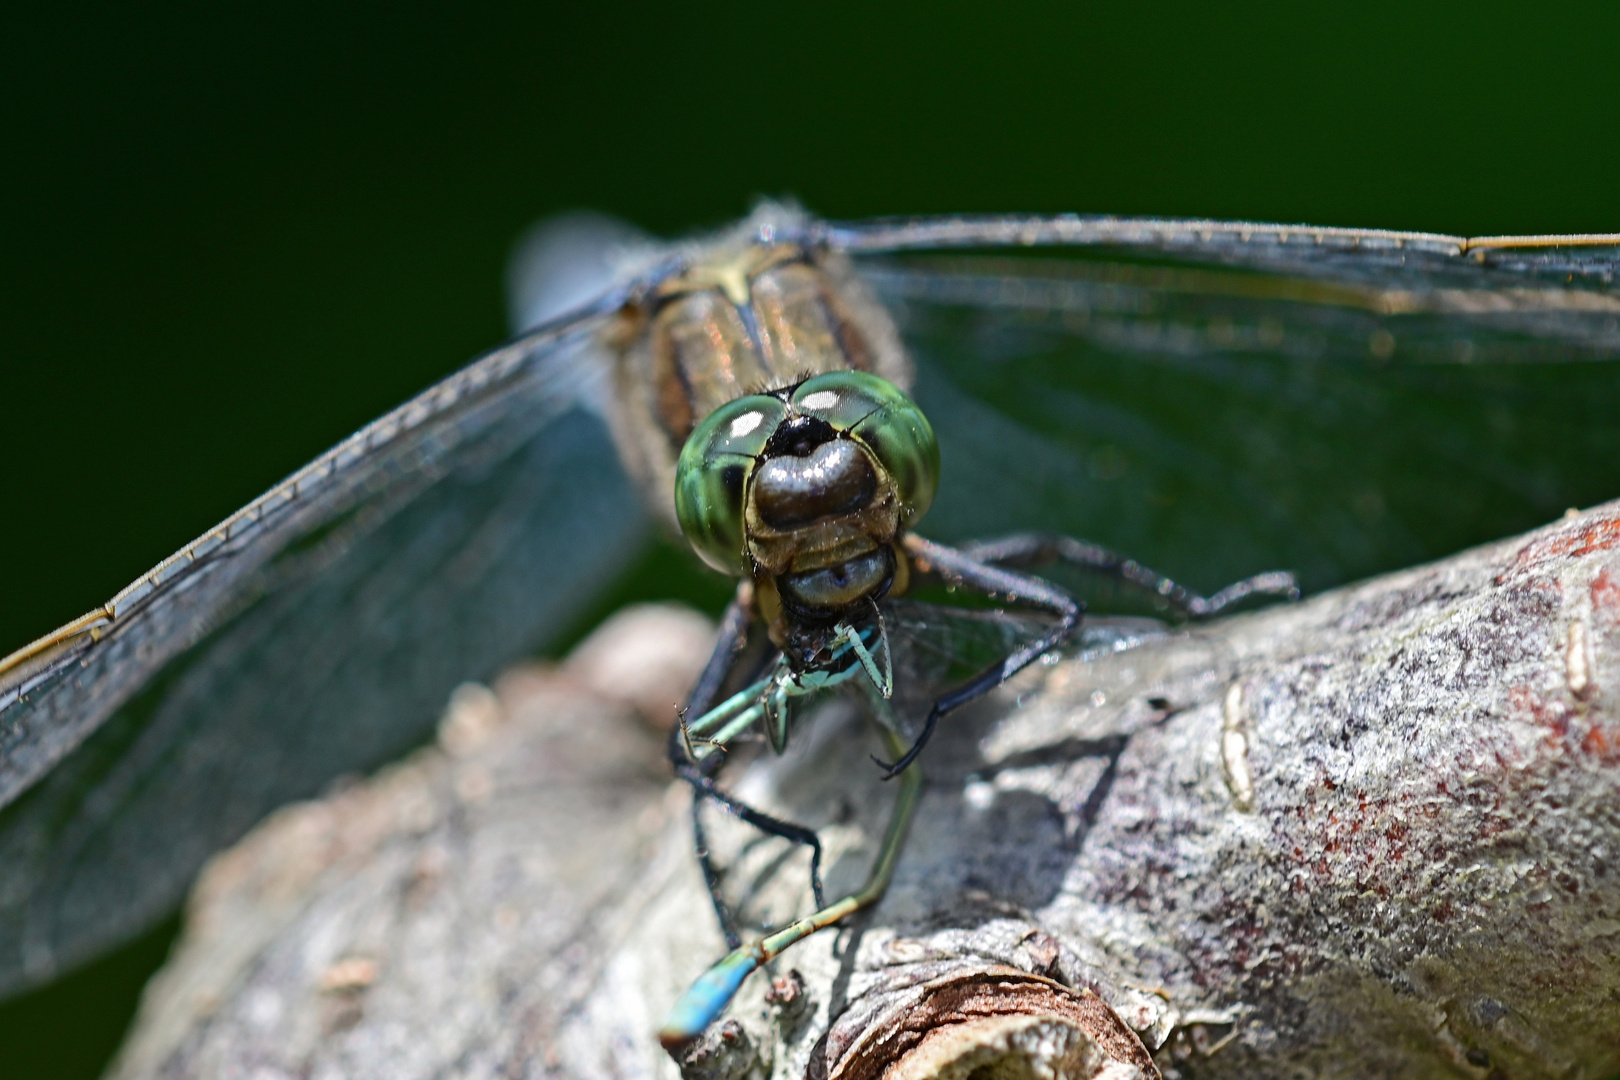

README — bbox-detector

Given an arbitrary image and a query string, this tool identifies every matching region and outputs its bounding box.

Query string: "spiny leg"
[674,762,827,907]
[671,594,827,944]
[677,750,829,949]
[689,803,734,947]
[683,594,754,774]
[660,728,924,1052]
[671,594,754,943]
[673,706,829,937]
[956,532,1299,617]
[874,534,1084,780]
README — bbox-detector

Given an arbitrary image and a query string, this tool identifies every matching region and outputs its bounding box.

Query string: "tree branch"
[111,505,1620,1079]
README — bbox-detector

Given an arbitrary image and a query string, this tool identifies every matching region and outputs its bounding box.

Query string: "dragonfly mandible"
[3,205,1619,1048]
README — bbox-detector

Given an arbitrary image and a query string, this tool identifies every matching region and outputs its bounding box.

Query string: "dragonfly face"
[674,369,938,663]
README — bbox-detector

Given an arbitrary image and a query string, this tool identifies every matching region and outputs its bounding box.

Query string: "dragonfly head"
[674,371,938,645]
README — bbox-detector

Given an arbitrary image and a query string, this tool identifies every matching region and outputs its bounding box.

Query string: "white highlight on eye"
[729,411,765,438]
[799,390,839,411]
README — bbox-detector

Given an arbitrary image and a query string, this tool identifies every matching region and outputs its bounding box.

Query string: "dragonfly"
[633,228,1302,1047]
[2,207,1619,1045]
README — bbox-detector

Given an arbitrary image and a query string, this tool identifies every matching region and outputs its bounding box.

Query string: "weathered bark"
[110,504,1620,1080]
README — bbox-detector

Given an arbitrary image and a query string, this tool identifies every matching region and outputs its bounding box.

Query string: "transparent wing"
[877,599,1165,740]
[0,305,649,996]
[832,216,1620,595]
[823,214,1620,283]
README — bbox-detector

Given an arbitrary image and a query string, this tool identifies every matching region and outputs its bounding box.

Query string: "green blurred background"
[2,1,1617,1076]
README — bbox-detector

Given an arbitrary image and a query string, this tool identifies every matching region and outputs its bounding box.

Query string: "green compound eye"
[791,372,939,527]
[675,394,787,573]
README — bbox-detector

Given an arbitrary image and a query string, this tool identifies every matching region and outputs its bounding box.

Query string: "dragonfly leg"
[955,532,1299,617]
[669,592,825,945]
[874,534,1084,780]
[682,594,755,761]
[670,594,756,945]
[688,799,737,948]
[673,762,828,911]
[660,729,923,1053]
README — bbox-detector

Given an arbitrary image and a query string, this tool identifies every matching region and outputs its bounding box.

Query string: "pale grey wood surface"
[110,504,1620,1079]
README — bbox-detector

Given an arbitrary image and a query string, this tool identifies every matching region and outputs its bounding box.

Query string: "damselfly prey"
[3,206,1619,1054]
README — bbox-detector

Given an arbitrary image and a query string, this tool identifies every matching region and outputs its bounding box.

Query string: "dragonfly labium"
[3,203,1620,1057]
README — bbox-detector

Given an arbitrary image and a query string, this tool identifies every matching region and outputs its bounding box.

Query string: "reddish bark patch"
[1592,570,1620,624]
[1510,514,1620,572]
[1581,723,1620,764]
[1509,684,1573,750]
[1508,683,1620,766]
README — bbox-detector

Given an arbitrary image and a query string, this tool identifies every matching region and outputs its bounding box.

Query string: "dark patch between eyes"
[763,415,838,459]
